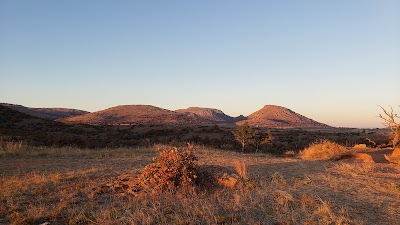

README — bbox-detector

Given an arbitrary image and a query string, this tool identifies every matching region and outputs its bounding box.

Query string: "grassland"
[1,145,399,225]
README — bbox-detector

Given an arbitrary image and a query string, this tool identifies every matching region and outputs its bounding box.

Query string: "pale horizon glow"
[1,1,399,128]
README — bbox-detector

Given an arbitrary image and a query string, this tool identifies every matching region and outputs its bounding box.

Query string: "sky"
[0,1,399,128]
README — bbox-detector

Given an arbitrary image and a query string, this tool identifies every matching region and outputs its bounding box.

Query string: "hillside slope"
[1,103,89,120]
[60,105,206,125]
[175,107,244,123]
[239,105,330,128]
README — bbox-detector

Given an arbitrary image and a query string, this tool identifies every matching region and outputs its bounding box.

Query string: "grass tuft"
[299,140,348,160]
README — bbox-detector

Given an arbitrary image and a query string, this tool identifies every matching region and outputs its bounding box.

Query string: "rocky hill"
[60,104,329,128]
[59,105,206,125]
[175,107,245,123]
[1,103,89,120]
[238,105,330,128]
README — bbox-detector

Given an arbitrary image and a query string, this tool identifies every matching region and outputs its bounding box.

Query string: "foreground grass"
[0,146,399,224]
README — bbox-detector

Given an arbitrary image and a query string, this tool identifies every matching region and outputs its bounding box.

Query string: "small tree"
[378,105,400,148]
[252,129,273,152]
[233,122,253,152]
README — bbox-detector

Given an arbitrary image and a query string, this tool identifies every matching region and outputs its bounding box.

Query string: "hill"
[175,107,245,123]
[60,105,206,125]
[1,103,89,120]
[239,105,330,128]
[0,105,236,148]
[0,105,71,143]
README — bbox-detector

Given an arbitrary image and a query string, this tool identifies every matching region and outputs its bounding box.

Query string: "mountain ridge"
[0,103,89,120]
[58,104,330,128]
[59,105,206,125]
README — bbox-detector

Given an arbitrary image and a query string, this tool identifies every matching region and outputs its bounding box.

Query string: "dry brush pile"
[117,145,251,194]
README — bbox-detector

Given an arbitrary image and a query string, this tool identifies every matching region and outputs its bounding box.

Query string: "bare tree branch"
[378,105,400,147]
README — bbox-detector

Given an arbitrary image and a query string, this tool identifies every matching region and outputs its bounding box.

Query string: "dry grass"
[233,160,248,180]
[0,145,399,224]
[332,163,375,176]
[0,145,152,159]
[299,139,349,160]
[384,148,400,164]
[0,137,26,153]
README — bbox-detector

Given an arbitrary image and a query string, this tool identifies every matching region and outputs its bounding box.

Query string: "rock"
[354,144,367,148]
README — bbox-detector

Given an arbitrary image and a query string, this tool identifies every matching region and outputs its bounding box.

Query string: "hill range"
[0,103,89,120]
[1,103,330,128]
[58,104,330,128]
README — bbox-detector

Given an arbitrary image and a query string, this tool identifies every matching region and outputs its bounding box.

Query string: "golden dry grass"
[0,145,399,224]
[299,139,349,160]
[331,163,375,176]
[384,148,400,164]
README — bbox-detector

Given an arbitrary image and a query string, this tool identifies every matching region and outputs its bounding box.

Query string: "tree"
[378,105,400,147]
[232,122,253,152]
[251,129,273,152]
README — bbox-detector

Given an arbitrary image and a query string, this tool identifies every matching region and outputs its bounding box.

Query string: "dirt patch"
[338,153,375,163]
[350,148,394,163]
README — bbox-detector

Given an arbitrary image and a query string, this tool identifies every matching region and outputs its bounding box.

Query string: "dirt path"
[351,148,393,163]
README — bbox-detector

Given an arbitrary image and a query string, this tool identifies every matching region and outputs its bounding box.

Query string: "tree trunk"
[241,142,245,152]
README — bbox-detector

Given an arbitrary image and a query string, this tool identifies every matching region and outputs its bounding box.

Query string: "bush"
[299,140,348,160]
[139,145,199,192]
[0,137,25,153]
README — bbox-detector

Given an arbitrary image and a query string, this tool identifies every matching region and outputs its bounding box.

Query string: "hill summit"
[239,105,329,128]
[59,105,205,125]
[175,107,244,123]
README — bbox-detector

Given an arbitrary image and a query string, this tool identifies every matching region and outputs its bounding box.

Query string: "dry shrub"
[0,137,25,153]
[273,190,294,213]
[384,148,400,164]
[268,172,287,186]
[300,193,317,210]
[234,160,248,180]
[283,150,296,157]
[299,140,348,160]
[139,145,199,192]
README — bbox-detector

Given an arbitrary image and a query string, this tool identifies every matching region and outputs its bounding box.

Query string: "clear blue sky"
[1,1,399,128]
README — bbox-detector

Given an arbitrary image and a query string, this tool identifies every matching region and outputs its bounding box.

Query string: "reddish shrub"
[139,145,199,192]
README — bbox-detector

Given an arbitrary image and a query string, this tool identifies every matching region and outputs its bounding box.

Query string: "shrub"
[299,140,348,160]
[0,137,25,153]
[283,150,296,157]
[139,145,199,192]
